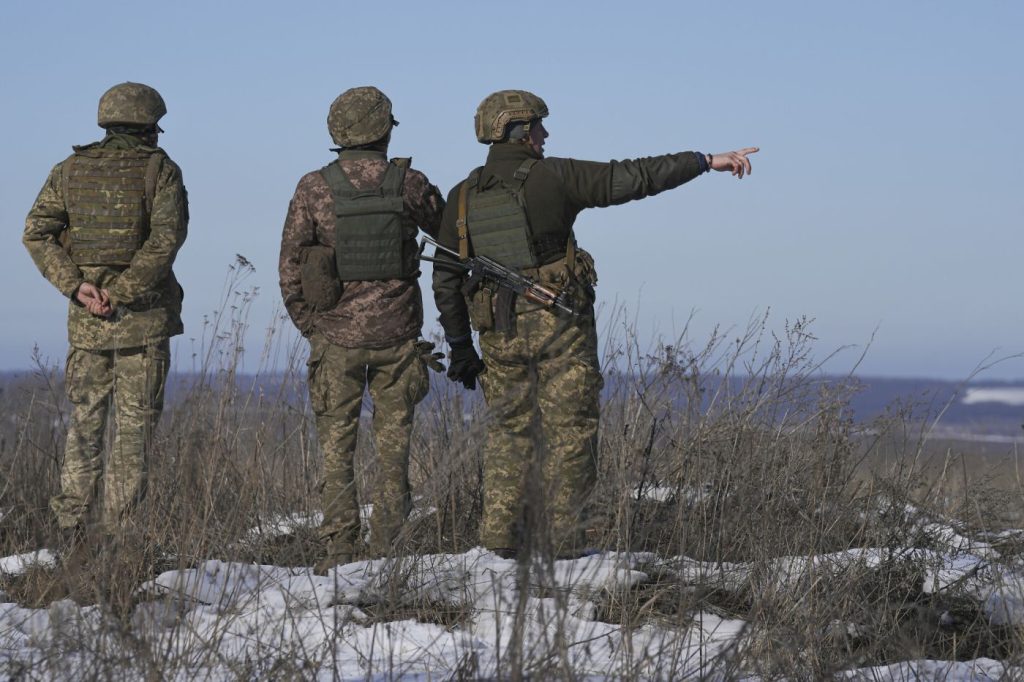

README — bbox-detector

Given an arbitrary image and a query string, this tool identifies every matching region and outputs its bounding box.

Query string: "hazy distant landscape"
[6,370,1019,438]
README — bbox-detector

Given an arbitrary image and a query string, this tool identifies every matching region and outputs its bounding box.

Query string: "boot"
[57,525,88,569]
[314,536,354,576]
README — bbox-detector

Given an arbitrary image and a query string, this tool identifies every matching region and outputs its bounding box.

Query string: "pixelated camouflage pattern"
[279,149,444,347]
[327,86,393,147]
[477,304,603,552]
[306,335,429,556]
[97,82,166,128]
[51,340,170,531]
[24,133,188,350]
[474,90,549,143]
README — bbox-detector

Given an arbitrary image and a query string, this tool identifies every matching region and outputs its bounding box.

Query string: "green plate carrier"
[320,160,417,281]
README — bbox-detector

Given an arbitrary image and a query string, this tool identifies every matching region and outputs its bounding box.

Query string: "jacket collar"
[481,143,541,187]
[337,149,388,161]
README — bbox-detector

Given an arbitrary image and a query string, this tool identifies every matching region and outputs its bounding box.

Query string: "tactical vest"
[319,160,418,281]
[62,146,163,266]
[459,158,540,270]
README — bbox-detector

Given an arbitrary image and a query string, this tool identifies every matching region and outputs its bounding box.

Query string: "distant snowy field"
[3,513,1024,680]
[962,387,1024,407]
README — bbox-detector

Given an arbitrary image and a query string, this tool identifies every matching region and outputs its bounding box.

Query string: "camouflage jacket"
[278,149,444,348]
[432,143,706,342]
[23,133,189,350]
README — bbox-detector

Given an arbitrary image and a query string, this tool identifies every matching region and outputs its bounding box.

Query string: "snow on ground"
[0,549,748,679]
[962,387,1024,406]
[239,511,323,545]
[841,658,1012,681]
[0,550,55,576]
[241,506,437,548]
[633,482,715,504]
[4,517,1024,678]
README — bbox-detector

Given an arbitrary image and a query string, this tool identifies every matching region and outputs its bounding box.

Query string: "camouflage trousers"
[478,306,603,554]
[52,340,170,532]
[306,335,429,556]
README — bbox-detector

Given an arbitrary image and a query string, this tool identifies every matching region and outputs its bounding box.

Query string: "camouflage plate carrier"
[61,144,164,266]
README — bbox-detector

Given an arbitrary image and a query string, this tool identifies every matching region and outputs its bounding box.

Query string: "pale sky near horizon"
[2,1,1021,380]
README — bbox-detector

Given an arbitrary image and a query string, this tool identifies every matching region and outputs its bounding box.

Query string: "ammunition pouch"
[568,248,598,309]
[464,279,495,333]
[526,247,598,312]
[463,277,521,336]
[300,245,342,312]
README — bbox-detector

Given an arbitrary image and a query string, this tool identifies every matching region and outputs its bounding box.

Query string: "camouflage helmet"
[474,90,548,144]
[327,86,396,147]
[97,82,166,128]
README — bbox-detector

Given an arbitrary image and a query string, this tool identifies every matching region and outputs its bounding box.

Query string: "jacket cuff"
[66,280,85,305]
[445,333,473,347]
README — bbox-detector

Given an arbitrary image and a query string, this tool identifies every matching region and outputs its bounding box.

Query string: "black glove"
[447,341,486,390]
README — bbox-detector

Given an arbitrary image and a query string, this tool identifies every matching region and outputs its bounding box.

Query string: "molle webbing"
[62,149,162,266]
[460,158,539,270]
[320,161,417,281]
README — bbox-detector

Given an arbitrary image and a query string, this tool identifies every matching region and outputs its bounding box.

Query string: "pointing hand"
[709,147,759,178]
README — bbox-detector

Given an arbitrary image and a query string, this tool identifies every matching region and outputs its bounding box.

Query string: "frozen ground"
[2,514,1024,680]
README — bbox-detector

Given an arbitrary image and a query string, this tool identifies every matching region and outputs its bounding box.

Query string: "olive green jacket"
[431,143,704,341]
[23,133,189,350]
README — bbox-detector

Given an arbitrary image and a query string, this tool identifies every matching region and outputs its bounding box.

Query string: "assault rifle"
[417,235,576,316]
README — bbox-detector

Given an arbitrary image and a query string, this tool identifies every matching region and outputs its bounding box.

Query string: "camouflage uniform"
[22,83,187,534]
[432,92,709,555]
[279,87,444,559]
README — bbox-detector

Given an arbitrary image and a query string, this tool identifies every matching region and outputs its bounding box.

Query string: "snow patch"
[962,387,1024,406]
[0,550,56,576]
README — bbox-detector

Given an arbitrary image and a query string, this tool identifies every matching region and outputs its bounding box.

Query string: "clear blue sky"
[2,1,1021,379]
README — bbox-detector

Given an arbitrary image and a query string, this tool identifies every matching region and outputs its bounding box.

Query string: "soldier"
[23,82,188,551]
[278,86,445,572]
[432,90,758,559]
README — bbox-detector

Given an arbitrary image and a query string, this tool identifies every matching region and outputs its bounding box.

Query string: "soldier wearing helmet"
[432,89,758,560]
[23,82,189,558]
[279,86,445,572]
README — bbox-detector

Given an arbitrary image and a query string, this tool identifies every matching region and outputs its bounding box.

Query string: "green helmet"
[474,90,548,144]
[327,86,395,147]
[97,82,166,128]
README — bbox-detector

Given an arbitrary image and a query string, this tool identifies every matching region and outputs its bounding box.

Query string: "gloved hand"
[447,341,486,390]
[414,340,446,373]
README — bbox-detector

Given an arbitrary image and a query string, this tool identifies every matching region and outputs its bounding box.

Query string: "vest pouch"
[300,245,342,311]
[468,285,495,333]
[532,248,598,311]
[571,248,599,307]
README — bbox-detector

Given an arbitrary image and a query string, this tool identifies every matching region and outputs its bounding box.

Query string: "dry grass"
[1,268,1023,678]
